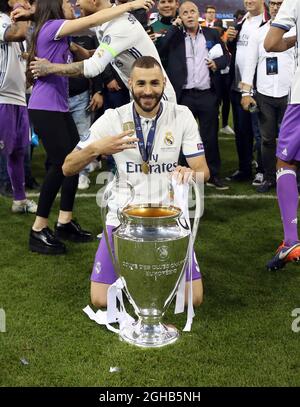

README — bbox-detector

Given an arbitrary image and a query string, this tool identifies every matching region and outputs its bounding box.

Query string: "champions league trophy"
[101,178,201,348]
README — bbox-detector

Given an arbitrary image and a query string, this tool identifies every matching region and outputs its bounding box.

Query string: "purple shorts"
[0,104,30,155]
[277,104,300,162]
[91,226,202,284]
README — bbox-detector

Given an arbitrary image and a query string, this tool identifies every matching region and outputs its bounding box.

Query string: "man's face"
[179,2,200,31]
[76,0,98,17]
[244,0,264,14]
[157,0,179,18]
[205,7,216,23]
[269,0,283,19]
[129,66,165,113]
[62,0,75,19]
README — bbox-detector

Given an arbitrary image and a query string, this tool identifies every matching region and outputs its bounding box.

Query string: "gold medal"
[141,161,150,175]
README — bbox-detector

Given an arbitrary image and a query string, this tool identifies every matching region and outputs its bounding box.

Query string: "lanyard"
[132,103,163,164]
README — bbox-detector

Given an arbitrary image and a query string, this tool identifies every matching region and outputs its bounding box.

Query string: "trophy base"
[120,321,179,348]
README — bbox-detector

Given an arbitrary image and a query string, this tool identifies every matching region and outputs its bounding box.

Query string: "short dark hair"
[0,0,10,13]
[233,9,246,19]
[205,5,216,12]
[131,56,162,71]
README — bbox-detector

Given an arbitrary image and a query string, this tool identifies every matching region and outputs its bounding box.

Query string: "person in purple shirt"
[16,0,153,255]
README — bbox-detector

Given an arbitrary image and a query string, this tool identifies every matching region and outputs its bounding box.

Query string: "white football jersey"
[272,0,299,103]
[77,101,204,225]
[84,13,176,103]
[0,12,26,106]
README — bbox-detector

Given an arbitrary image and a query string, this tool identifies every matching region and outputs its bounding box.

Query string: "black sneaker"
[257,180,276,193]
[29,227,66,255]
[55,220,93,243]
[225,170,252,182]
[206,176,229,190]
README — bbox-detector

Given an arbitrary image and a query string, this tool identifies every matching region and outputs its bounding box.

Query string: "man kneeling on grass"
[62,56,209,307]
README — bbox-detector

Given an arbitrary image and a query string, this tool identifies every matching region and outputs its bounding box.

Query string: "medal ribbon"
[132,103,163,164]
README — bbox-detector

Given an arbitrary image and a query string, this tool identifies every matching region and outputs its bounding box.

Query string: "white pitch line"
[26,192,278,200]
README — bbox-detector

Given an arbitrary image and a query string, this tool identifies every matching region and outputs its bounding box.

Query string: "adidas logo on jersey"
[282,148,288,156]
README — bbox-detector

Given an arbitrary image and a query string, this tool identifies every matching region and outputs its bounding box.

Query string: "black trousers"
[256,92,288,183]
[219,73,231,128]
[180,88,220,178]
[230,90,254,176]
[29,110,79,218]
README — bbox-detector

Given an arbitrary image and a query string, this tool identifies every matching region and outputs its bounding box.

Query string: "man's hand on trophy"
[172,166,194,184]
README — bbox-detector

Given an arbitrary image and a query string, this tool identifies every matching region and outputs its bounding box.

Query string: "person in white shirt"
[28,0,177,103]
[62,56,210,308]
[226,0,269,184]
[0,0,37,214]
[261,0,300,271]
[240,0,295,193]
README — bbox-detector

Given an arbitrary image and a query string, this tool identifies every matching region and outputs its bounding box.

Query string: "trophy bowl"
[113,204,190,347]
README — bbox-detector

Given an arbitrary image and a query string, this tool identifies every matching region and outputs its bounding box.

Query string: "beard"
[131,89,164,113]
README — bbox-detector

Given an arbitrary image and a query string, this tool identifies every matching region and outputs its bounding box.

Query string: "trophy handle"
[175,179,202,241]
[100,178,135,271]
[190,179,202,244]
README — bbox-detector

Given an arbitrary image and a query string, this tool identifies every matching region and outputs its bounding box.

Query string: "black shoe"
[0,182,13,197]
[206,176,229,190]
[55,220,93,243]
[29,227,66,255]
[257,180,276,193]
[25,177,40,191]
[225,170,252,182]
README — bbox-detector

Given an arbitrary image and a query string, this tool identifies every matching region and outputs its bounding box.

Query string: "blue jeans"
[68,90,91,139]
[68,90,91,176]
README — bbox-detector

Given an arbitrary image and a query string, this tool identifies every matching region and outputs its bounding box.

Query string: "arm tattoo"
[54,61,84,77]
[4,23,24,41]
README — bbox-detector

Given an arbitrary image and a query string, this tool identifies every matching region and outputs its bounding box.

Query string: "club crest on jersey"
[102,35,111,45]
[164,132,174,146]
[0,140,4,150]
[122,122,135,132]
[95,262,102,274]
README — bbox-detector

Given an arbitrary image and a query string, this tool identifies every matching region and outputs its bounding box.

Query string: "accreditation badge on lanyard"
[132,104,163,175]
[266,57,278,75]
